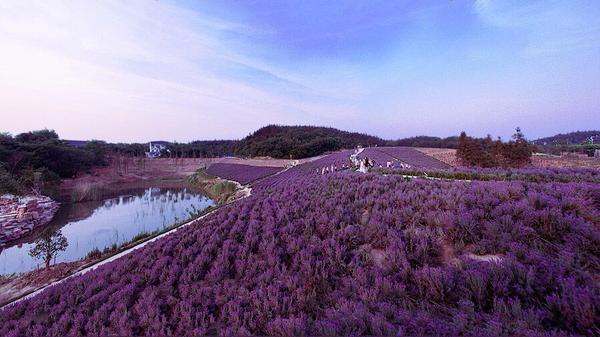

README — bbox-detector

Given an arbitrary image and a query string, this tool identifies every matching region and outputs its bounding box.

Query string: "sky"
[0,0,599,142]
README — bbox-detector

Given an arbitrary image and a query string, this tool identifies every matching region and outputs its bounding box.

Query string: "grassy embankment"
[186,168,243,204]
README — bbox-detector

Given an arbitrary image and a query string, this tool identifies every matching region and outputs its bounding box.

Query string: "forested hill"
[235,125,386,159]
[391,135,459,149]
[533,130,600,145]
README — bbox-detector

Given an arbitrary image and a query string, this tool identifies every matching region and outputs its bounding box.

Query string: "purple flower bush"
[205,163,283,185]
[1,154,599,336]
[299,150,354,174]
[257,150,353,189]
[356,148,398,167]
[376,146,451,169]
[383,166,600,184]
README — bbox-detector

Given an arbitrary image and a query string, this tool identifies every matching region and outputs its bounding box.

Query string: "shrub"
[85,248,102,260]
[0,165,24,194]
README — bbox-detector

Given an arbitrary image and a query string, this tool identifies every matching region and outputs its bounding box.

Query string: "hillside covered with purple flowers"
[206,163,284,185]
[1,151,599,336]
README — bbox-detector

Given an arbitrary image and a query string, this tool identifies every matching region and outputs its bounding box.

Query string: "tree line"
[0,125,540,194]
[456,127,533,168]
[0,130,241,195]
[0,130,108,194]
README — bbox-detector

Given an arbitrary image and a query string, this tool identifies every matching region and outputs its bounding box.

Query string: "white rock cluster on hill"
[0,194,59,247]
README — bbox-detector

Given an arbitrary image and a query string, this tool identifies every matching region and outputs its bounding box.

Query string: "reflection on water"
[0,187,213,275]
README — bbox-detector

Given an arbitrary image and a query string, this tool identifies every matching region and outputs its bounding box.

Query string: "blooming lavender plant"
[377,146,451,169]
[383,165,600,183]
[206,163,283,185]
[1,153,598,337]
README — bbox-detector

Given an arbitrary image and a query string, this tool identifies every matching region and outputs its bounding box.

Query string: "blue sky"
[0,0,598,142]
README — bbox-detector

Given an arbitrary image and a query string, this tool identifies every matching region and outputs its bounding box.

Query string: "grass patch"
[187,169,242,204]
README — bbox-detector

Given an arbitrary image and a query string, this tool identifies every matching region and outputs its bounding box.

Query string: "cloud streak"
[0,0,345,141]
[474,0,600,56]
[0,0,598,141]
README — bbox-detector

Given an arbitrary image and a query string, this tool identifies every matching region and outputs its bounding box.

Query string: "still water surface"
[0,187,213,275]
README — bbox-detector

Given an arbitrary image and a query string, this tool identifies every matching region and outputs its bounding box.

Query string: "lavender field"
[356,148,398,166]
[205,163,284,185]
[353,147,450,169]
[1,152,599,336]
[383,166,600,184]
[376,147,450,169]
[3,1,599,335]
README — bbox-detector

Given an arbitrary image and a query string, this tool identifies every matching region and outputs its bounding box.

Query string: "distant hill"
[236,125,386,159]
[63,140,90,147]
[61,126,600,160]
[533,131,600,145]
[391,135,459,149]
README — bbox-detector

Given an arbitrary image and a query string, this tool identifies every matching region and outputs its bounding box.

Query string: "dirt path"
[415,147,600,169]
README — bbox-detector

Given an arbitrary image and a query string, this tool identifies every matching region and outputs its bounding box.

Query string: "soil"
[440,241,458,265]
[532,153,600,169]
[0,260,86,307]
[416,148,600,169]
[416,148,459,167]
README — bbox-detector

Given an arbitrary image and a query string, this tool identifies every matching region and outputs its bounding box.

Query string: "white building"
[145,142,168,158]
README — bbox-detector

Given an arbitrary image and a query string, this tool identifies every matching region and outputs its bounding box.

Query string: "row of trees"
[0,126,537,195]
[104,140,237,158]
[531,130,600,156]
[456,127,533,168]
[162,140,237,158]
[0,130,108,194]
[391,135,460,148]
[532,130,600,145]
[0,130,240,194]
[86,126,461,161]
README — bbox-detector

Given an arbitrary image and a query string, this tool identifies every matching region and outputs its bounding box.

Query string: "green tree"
[456,131,469,165]
[502,127,532,167]
[15,129,59,143]
[29,229,69,269]
[457,131,486,166]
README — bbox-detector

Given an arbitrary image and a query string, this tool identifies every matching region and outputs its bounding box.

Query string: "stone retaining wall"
[0,194,59,248]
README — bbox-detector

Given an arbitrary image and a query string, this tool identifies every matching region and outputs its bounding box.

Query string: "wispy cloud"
[0,0,346,141]
[0,0,598,141]
[473,0,600,56]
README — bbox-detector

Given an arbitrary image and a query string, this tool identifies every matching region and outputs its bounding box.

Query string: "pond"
[0,187,214,275]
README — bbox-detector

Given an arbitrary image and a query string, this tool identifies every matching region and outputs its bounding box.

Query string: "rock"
[0,194,59,248]
[465,253,503,263]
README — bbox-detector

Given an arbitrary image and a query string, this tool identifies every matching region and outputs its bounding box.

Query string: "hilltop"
[533,130,600,145]
[235,125,386,159]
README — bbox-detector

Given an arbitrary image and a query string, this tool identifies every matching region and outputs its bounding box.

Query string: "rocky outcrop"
[0,195,59,248]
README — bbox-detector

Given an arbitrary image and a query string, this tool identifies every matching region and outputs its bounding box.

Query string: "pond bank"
[0,169,251,308]
[56,156,294,202]
[0,195,59,248]
[0,180,250,309]
[186,169,249,204]
[2,186,214,274]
